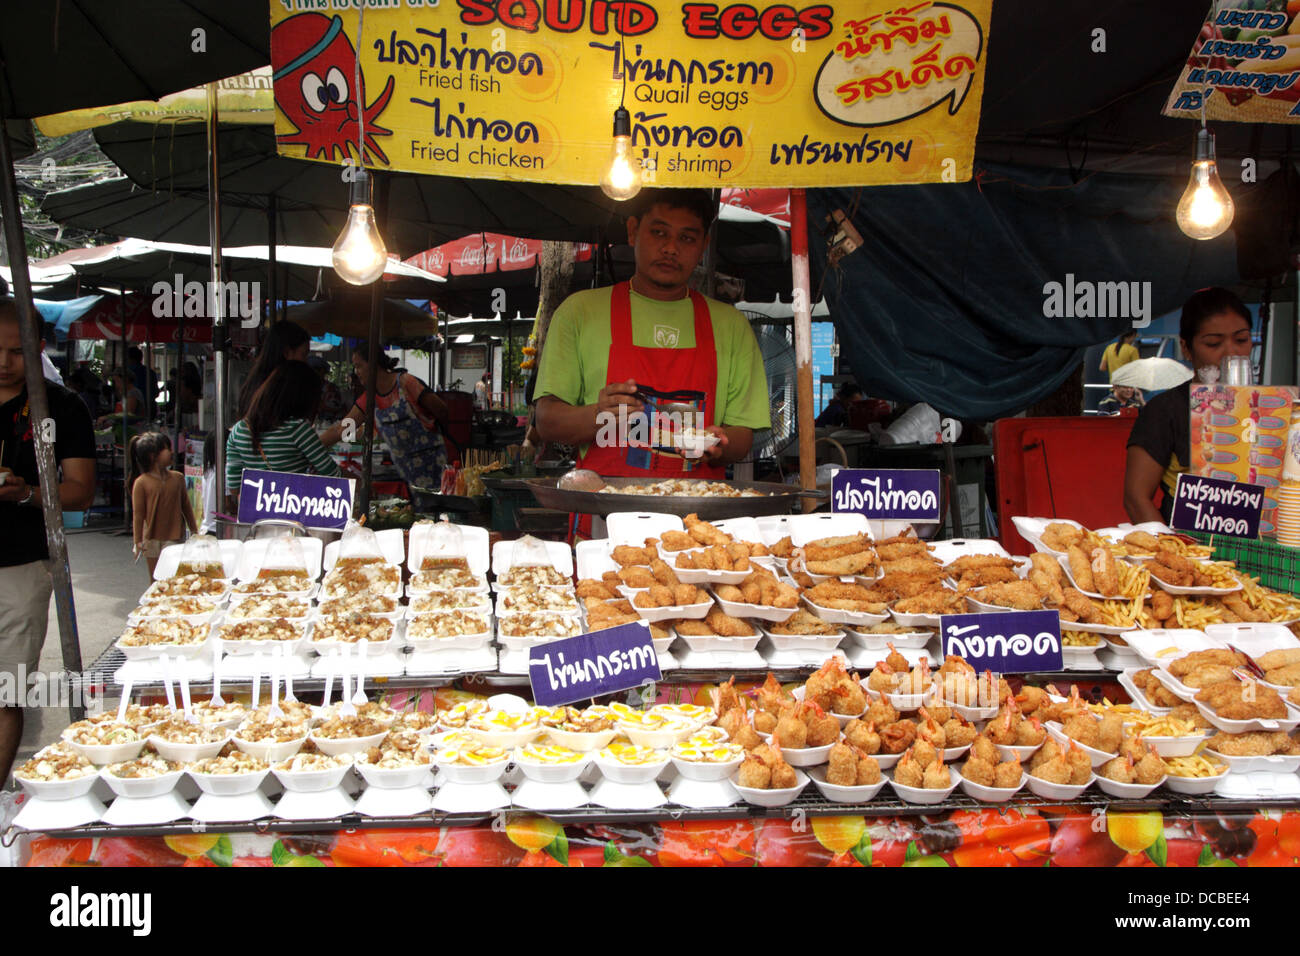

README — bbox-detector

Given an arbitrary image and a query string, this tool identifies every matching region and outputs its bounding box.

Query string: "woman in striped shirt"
[225,360,340,503]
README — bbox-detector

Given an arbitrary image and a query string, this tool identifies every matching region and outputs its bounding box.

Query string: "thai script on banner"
[1163,5,1300,124]
[529,622,661,707]
[269,0,991,187]
[940,610,1063,673]
[237,468,356,532]
[1171,473,1265,539]
[831,468,941,520]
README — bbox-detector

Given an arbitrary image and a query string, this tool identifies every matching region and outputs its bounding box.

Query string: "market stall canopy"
[287,295,437,339]
[0,2,268,120]
[807,164,1240,421]
[33,237,444,301]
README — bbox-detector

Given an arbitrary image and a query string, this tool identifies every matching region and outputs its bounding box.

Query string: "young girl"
[129,431,198,576]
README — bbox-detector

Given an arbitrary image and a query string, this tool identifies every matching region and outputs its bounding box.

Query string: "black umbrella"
[0,1,268,120]
[288,295,438,339]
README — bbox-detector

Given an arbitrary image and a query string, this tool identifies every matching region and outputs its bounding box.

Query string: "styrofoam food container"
[147,731,232,763]
[806,765,888,803]
[617,721,695,750]
[1192,700,1300,735]
[433,753,510,785]
[100,766,185,799]
[271,755,355,793]
[671,752,744,782]
[514,751,593,784]
[959,772,1026,803]
[771,740,835,769]
[593,751,670,784]
[732,768,810,807]
[1131,732,1209,758]
[187,767,269,796]
[1096,774,1166,798]
[1025,772,1095,800]
[309,728,389,756]
[539,727,619,752]
[1201,749,1300,774]
[61,736,147,766]
[634,596,713,623]
[844,627,932,649]
[353,759,435,790]
[888,767,962,804]
[232,733,307,763]
[13,769,100,801]
[115,632,212,662]
[1163,768,1229,794]
[996,742,1044,762]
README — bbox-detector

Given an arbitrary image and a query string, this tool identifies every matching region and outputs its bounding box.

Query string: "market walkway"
[20,528,141,761]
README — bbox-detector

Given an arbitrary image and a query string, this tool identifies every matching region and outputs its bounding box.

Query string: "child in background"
[200,430,219,535]
[128,431,197,576]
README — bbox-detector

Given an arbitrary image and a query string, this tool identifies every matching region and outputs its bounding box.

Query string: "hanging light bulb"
[333,168,388,285]
[1176,128,1234,240]
[600,106,641,201]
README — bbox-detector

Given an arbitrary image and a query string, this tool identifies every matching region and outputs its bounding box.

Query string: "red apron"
[573,281,724,539]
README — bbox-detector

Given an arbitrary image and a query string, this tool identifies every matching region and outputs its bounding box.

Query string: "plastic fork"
[282,646,298,704]
[268,652,283,720]
[209,641,225,708]
[321,652,335,708]
[338,645,356,718]
[351,640,369,708]
[178,665,195,723]
[251,652,262,709]
[116,677,133,724]
[159,653,178,714]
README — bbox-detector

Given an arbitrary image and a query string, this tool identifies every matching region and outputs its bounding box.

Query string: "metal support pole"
[267,195,278,333]
[118,286,128,529]
[790,189,816,512]
[207,82,227,505]
[0,100,84,717]
[357,172,390,518]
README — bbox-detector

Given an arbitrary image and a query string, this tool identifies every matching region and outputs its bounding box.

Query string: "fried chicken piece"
[1169,649,1246,677]
[922,759,951,789]
[1097,712,1125,755]
[1150,589,1174,622]
[1206,732,1283,757]
[943,717,977,748]
[648,559,678,587]
[844,719,881,753]
[1182,664,1239,689]
[770,536,795,559]
[704,607,754,636]
[826,742,859,787]
[894,589,966,615]
[1099,755,1135,783]
[876,570,946,599]
[672,582,705,606]
[962,754,997,787]
[1089,547,1120,597]
[880,720,917,754]
[956,567,1021,589]
[803,580,889,612]
[876,539,930,561]
[737,755,772,789]
[806,551,879,577]
[1123,530,1161,553]
[1042,522,1084,552]
[970,733,999,765]
[865,698,898,727]
[611,545,655,567]
[1028,569,1065,606]
[618,566,656,589]
[715,584,745,603]
[805,533,873,561]
[577,579,621,600]
[684,513,730,547]
[660,530,697,552]
[1066,545,1096,592]
[880,555,943,576]
[1259,648,1300,671]
[1196,680,1288,720]
[1060,587,1101,624]
[946,554,1019,574]
[973,580,1045,611]
[635,585,675,610]
[1265,663,1300,688]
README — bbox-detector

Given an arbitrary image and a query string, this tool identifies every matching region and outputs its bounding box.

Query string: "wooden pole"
[790,188,816,512]
[0,97,84,717]
[207,82,227,504]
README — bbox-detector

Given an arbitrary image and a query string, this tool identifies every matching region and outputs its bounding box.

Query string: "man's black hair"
[627,188,716,230]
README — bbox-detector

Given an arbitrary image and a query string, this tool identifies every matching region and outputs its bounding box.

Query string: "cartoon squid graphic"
[271,13,394,164]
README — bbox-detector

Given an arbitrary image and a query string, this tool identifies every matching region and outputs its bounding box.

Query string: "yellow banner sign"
[269,1,991,187]
[36,69,275,137]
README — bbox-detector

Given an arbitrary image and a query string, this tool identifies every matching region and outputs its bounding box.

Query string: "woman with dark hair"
[1124,287,1253,523]
[815,383,863,428]
[95,367,145,427]
[225,360,340,503]
[320,341,449,489]
[236,319,311,418]
[1099,329,1140,380]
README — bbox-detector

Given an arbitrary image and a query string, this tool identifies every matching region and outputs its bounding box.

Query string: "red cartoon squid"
[271,13,394,165]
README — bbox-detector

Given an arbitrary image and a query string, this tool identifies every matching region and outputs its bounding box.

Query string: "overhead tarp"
[807,163,1240,420]
[34,295,105,333]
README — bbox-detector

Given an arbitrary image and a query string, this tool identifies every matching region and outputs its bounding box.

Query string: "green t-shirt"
[533,286,772,431]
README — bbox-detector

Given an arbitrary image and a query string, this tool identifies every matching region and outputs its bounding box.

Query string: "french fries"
[1115,561,1149,600]
[1162,753,1227,778]
[1137,715,1200,738]
[1062,629,1102,647]
[1197,561,1240,591]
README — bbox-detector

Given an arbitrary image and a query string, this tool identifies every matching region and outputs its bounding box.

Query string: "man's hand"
[595,379,643,418]
[701,425,730,464]
[0,474,28,503]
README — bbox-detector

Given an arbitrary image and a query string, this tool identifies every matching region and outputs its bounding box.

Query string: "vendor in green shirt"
[533,188,771,493]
